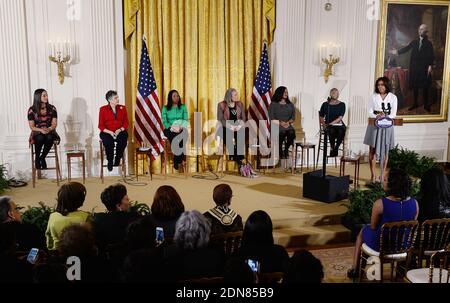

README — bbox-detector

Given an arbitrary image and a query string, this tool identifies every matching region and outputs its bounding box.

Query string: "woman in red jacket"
[98,90,129,171]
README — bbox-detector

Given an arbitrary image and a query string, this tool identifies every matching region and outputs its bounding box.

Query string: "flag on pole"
[249,41,272,138]
[133,37,165,160]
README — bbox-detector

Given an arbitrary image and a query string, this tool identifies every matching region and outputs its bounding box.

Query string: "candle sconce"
[319,43,343,83]
[48,40,73,84]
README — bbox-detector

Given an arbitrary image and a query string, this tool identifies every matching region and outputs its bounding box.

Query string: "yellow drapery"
[124,0,275,172]
[125,0,275,130]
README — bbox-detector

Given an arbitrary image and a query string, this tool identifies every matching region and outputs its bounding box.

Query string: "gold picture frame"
[376,0,450,122]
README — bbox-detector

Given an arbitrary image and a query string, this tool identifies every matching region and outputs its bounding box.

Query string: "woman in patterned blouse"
[27,89,59,170]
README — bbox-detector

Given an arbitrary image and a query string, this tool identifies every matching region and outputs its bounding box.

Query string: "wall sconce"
[319,43,342,83]
[47,40,72,84]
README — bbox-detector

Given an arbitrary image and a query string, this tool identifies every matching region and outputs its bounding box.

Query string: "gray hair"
[0,196,12,222]
[224,88,237,107]
[174,210,211,251]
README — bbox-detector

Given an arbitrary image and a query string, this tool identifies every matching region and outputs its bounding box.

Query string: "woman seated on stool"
[162,90,189,170]
[269,86,296,170]
[27,89,60,170]
[347,168,419,278]
[319,88,346,157]
[216,88,246,167]
[98,90,129,172]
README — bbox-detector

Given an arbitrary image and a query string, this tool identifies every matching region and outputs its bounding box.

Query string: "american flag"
[249,41,272,138]
[133,37,165,160]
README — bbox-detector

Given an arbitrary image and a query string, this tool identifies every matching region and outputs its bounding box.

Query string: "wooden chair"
[134,147,153,181]
[99,140,126,183]
[209,231,243,257]
[416,218,450,267]
[359,220,419,282]
[30,141,62,188]
[162,139,188,179]
[406,249,450,283]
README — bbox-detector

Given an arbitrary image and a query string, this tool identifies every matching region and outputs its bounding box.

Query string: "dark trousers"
[328,126,346,151]
[222,128,245,166]
[33,133,55,162]
[413,86,430,108]
[279,129,296,159]
[100,131,128,164]
[163,128,188,165]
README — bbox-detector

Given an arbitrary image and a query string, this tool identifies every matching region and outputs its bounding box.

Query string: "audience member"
[93,184,140,251]
[203,184,243,235]
[284,250,324,283]
[236,210,289,273]
[418,166,450,222]
[45,182,91,250]
[167,210,225,280]
[147,186,185,238]
[347,168,418,278]
[0,196,45,250]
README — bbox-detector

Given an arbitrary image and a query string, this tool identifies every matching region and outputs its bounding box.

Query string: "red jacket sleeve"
[122,106,129,130]
[98,107,106,132]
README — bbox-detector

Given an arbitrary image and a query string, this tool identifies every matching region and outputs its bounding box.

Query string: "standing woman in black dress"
[27,89,60,169]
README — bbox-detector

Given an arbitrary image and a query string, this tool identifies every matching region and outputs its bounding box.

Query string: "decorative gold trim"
[376,0,450,123]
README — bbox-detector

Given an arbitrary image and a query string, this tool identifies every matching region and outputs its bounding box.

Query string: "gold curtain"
[125,0,275,129]
[124,0,275,172]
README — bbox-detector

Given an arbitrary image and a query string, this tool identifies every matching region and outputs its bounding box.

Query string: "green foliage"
[388,145,437,179]
[343,182,385,224]
[0,164,10,194]
[21,202,54,234]
[129,201,151,216]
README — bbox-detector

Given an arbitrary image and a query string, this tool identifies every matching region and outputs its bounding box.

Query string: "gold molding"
[376,0,450,123]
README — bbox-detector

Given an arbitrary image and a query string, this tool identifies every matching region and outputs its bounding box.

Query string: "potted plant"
[20,202,55,235]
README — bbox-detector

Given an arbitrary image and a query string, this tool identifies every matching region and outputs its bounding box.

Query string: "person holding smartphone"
[98,90,129,172]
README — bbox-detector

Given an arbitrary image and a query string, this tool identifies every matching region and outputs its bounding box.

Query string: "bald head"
[419,24,428,37]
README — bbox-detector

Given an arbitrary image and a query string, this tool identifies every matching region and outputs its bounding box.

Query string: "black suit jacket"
[398,37,434,88]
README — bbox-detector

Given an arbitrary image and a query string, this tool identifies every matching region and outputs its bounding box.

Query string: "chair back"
[379,220,419,256]
[209,231,243,257]
[428,250,450,283]
[420,218,450,252]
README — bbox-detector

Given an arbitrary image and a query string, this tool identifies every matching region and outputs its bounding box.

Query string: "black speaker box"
[303,170,350,203]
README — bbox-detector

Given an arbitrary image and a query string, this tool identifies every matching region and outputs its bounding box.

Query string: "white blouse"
[368,92,398,119]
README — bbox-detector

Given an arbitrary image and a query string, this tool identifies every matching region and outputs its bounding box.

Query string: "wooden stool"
[99,140,126,183]
[67,151,86,184]
[292,142,316,174]
[135,147,153,181]
[340,156,361,188]
[30,141,62,188]
[162,139,188,179]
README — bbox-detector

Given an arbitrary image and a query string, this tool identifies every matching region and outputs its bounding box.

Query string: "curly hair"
[100,183,127,212]
[174,210,211,251]
[56,182,86,216]
[387,168,412,201]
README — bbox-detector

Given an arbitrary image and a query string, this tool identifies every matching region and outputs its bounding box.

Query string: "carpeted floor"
[309,246,354,283]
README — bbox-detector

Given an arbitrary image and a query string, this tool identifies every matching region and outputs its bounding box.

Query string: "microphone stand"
[322,99,332,179]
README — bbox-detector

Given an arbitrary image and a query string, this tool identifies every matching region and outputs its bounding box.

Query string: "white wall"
[272,0,449,163]
[0,0,125,180]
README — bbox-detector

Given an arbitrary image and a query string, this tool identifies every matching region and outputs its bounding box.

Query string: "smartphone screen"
[156,227,164,243]
[246,259,260,273]
[27,248,39,264]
